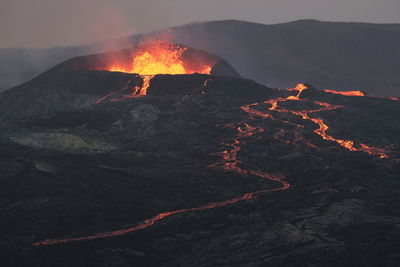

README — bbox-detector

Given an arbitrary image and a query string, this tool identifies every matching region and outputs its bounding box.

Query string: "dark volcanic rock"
[0,70,138,122]
[0,71,399,267]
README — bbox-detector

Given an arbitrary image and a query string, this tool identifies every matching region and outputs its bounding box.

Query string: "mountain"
[0,44,239,122]
[0,44,399,265]
[1,19,400,96]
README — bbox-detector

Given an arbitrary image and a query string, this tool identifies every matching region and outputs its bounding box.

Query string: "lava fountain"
[95,41,215,99]
[107,42,212,76]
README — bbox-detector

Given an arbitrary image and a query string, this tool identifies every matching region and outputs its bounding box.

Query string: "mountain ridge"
[1,19,399,96]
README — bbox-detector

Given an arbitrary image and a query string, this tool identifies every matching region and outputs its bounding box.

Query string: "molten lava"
[108,42,212,76]
[287,83,309,100]
[323,89,366,96]
[137,75,154,96]
[271,84,389,158]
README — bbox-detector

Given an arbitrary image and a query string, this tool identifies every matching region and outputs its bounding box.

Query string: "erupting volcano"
[34,41,240,102]
[97,42,216,98]
[107,42,212,76]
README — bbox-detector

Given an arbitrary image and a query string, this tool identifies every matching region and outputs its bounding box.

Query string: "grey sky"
[1,0,399,49]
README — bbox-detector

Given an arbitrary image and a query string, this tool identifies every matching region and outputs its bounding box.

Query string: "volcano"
[0,42,239,122]
[0,43,400,267]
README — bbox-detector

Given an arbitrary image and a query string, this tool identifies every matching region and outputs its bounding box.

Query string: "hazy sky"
[1,0,399,49]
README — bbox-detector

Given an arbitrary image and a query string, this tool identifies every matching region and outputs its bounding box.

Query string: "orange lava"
[287,83,309,100]
[96,41,213,102]
[324,89,366,96]
[33,192,261,246]
[108,42,212,76]
[137,75,154,96]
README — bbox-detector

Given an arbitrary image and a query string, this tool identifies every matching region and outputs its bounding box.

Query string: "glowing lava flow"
[323,89,366,96]
[33,194,268,246]
[269,84,389,159]
[33,86,290,247]
[287,83,309,100]
[136,75,154,96]
[96,75,154,104]
[210,122,289,191]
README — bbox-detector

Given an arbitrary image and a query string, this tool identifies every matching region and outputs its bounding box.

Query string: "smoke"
[0,0,138,92]
[0,0,136,49]
[78,0,139,54]
[1,0,399,93]
[2,0,400,49]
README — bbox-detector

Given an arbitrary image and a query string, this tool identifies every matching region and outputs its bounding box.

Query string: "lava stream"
[323,89,366,96]
[96,75,155,104]
[271,84,389,158]
[136,75,154,96]
[323,88,400,102]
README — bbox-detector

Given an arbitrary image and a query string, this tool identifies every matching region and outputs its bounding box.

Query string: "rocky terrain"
[0,55,399,266]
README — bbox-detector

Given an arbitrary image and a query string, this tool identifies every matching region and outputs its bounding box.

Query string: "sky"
[0,0,399,49]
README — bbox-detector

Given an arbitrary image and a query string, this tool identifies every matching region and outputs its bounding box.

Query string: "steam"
[0,0,138,92]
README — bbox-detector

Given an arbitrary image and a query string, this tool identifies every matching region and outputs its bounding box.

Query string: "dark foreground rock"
[0,72,399,267]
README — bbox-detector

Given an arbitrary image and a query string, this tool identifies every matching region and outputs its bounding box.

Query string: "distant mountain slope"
[168,20,400,96]
[0,46,89,93]
[1,19,400,96]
